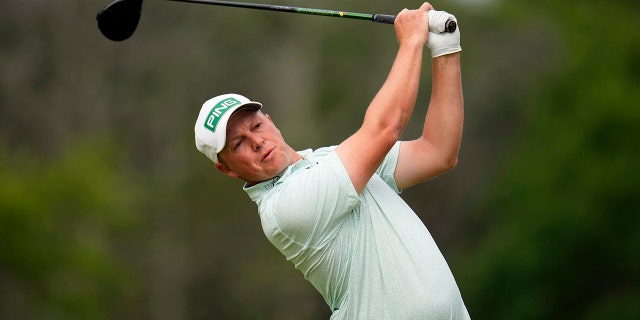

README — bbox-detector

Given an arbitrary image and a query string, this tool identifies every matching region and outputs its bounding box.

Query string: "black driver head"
[97,0,144,41]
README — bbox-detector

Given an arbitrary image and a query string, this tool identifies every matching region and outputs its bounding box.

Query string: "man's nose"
[250,136,264,151]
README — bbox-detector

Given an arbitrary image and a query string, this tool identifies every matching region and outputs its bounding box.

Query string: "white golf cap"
[194,93,262,163]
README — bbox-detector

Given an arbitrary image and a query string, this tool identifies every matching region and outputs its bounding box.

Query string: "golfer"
[194,2,469,319]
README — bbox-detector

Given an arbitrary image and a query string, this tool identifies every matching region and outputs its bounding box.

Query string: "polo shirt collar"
[244,149,314,202]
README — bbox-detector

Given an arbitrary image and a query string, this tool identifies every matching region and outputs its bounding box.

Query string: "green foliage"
[0,141,144,319]
[458,1,640,319]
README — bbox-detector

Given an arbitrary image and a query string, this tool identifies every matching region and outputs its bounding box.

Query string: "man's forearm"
[423,53,463,164]
[364,42,424,140]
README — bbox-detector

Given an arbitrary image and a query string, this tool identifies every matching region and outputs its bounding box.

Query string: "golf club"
[97,0,457,41]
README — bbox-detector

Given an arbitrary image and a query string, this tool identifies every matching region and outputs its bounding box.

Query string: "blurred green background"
[1,0,638,319]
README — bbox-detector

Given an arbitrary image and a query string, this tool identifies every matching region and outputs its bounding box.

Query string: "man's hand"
[426,10,462,58]
[394,2,433,47]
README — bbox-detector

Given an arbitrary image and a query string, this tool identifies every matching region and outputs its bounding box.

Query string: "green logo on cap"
[204,98,241,132]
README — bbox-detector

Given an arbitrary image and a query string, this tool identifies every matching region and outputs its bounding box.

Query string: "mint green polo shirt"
[245,143,470,319]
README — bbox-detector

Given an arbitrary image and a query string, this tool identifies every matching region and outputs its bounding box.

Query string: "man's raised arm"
[335,3,433,194]
[395,19,463,189]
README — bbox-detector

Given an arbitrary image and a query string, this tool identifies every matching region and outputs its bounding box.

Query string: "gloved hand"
[426,10,462,58]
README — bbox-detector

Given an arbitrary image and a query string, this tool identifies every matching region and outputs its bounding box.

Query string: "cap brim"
[234,102,262,112]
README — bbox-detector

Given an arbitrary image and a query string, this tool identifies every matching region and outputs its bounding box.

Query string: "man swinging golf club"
[195,2,469,318]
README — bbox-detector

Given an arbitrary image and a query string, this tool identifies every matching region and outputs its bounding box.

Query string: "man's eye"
[234,139,245,150]
[254,122,262,129]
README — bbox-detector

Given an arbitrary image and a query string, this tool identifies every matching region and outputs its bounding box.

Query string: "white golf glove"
[427,10,462,58]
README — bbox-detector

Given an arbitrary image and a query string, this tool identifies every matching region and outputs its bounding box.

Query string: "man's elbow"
[447,156,459,170]
[441,153,459,172]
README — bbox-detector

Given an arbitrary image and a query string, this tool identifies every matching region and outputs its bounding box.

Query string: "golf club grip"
[372,13,457,33]
[372,14,396,24]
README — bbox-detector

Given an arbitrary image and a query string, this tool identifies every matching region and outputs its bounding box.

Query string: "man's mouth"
[262,148,275,162]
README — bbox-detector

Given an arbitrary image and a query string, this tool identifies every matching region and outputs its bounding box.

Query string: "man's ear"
[215,162,239,179]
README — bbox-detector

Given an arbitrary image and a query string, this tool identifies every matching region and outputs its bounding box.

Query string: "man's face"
[215,109,295,185]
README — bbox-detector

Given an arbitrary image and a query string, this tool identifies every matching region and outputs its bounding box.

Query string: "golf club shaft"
[168,0,397,24]
[97,0,457,41]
